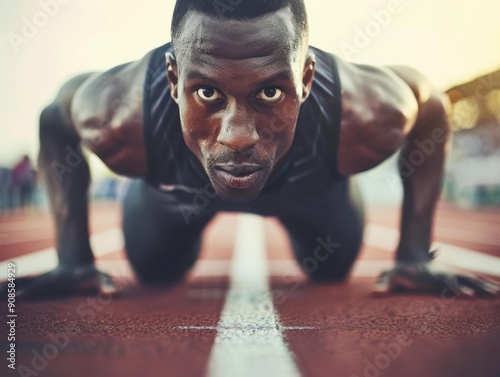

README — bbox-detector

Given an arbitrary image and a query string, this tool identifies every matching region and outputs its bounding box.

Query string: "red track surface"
[1,201,499,377]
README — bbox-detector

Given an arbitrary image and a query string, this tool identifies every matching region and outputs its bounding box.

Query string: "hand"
[1,264,121,301]
[373,260,500,297]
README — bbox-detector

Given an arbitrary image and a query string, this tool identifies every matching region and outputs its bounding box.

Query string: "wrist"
[57,258,94,270]
[396,247,436,264]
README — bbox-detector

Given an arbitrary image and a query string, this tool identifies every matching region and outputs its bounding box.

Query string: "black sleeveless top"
[142,43,343,213]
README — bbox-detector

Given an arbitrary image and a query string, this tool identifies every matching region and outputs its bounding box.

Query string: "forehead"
[174,8,298,76]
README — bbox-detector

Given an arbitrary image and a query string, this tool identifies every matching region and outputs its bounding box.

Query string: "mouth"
[214,164,264,189]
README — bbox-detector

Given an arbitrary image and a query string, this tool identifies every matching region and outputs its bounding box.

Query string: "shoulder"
[69,49,157,175]
[334,56,419,174]
[336,57,419,135]
[387,65,451,136]
[70,49,155,151]
[71,49,154,131]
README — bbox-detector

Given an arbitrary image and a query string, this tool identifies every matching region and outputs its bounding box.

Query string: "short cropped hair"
[171,0,309,57]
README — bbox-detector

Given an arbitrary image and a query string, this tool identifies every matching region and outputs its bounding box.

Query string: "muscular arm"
[373,66,498,296]
[337,58,450,261]
[2,74,119,299]
[8,54,151,299]
[336,58,498,296]
[388,66,451,262]
[41,60,147,267]
[39,74,96,267]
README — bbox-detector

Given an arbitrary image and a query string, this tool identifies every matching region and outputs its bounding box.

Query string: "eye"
[256,87,283,102]
[196,86,223,102]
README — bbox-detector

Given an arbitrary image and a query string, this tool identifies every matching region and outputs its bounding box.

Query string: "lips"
[214,164,264,189]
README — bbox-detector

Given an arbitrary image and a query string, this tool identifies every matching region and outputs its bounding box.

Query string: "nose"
[217,104,259,153]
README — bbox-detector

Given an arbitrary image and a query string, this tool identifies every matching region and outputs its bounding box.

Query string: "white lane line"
[176,326,316,331]
[0,228,123,280]
[206,214,302,377]
[364,224,500,276]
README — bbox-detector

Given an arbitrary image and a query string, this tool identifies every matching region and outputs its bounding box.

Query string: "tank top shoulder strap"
[142,43,177,185]
[310,46,343,180]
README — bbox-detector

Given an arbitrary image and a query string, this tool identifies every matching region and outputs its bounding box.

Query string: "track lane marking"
[175,326,316,330]
[206,214,302,377]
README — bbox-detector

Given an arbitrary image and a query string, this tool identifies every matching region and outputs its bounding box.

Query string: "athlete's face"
[167,8,315,202]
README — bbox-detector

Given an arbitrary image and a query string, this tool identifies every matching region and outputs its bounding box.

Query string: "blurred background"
[0,0,499,213]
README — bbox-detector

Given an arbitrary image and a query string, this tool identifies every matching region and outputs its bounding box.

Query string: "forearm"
[396,93,451,262]
[38,104,94,267]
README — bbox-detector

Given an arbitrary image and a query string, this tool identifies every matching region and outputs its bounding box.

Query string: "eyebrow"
[185,70,294,88]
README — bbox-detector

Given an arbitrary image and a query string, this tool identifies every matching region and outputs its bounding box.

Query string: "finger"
[457,276,500,297]
[381,268,475,297]
[372,271,392,296]
[99,273,122,297]
[15,270,68,298]
[391,271,444,294]
[372,268,433,296]
[441,276,476,298]
[1,276,38,293]
[15,276,52,299]
[17,271,81,300]
[481,277,500,294]
[75,271,122,298]
[16,277,59,299]
[428,249,440,260]
[388,263,442,292]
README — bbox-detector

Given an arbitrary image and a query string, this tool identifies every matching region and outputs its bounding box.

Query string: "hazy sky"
[1,0,499,165]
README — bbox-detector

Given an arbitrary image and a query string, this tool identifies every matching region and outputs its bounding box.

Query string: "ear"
[166,52,179,104]
[300,53,316,104]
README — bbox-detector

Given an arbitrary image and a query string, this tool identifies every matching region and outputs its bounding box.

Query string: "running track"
[1,201,499,377]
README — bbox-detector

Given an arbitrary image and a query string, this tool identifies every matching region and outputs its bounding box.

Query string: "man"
[9,0,499,298]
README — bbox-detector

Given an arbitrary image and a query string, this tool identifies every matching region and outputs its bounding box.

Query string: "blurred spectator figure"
[0,167,10,211]
[8,155,37,210]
